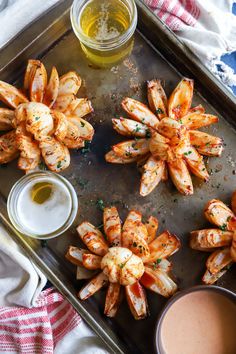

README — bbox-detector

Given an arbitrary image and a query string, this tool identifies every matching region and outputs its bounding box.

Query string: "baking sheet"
[0,1,236,353]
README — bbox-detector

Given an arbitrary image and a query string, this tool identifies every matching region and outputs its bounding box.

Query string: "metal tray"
[0,1,236,353]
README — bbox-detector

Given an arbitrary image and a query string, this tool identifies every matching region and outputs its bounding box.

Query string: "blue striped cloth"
[221,3,236,94]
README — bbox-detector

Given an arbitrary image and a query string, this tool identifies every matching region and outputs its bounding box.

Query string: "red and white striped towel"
[144,0,236,89]
[0,288,81,354]
[144,0,200,30]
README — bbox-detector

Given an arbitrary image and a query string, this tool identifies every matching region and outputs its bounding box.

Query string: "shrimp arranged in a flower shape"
[106,78,223,196]
[190,191,236,284]
[66,207,181,320]
[0,59,94,172]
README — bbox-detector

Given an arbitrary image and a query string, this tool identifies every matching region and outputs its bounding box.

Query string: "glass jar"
[7,171,78,240]
[70,0,137,67]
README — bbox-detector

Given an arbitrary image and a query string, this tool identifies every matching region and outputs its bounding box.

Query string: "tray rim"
[0,1,235,353]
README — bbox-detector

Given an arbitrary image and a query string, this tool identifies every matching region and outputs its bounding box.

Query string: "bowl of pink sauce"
[155,285,236,354]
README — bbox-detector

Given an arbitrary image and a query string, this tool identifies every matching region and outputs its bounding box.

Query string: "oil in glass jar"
[71,0,137,67]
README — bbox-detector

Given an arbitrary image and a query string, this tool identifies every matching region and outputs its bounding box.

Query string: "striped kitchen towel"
[0,288,81,354]
[144,0,236,90]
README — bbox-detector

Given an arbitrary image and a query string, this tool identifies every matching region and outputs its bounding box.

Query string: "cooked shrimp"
[103,207,122,246]
[206,248,232,275]
[15,123,41,172]
[82,254,102,270]
[65,246,89,266]
[145,216,159,244]
[77,221,108,256]
[189,130,223,157]
[112,139,150,159]
[63,120,85,149]
[28,61,47,102]
[122,97,159,130]
[180,113,218,130]
[168,78,194,120]
[0,130,19,164]
[168,158,194,195]
[39,136,70,172]
[204,199,236,231]
[0,108,15,130]
[190,229,233,251]
[78,272,108,300]
[43,66,59,107]
[104,283,121,317]
[0,81,28,108]
[140,267,177,297]
[58,71,81,96]
[147,79,167,119]
[67,115,94,141]
[105,150,142,164]
[148,231,181,262]
[140,157,165,196]
[125,281,148,320]
[112,117,149,137]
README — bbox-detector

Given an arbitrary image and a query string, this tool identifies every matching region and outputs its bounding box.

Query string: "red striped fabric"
[144,0,200,30]
[0,288,81,354]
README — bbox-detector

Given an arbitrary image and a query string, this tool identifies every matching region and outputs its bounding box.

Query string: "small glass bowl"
[7,171,78,240]
[70,0,137,67]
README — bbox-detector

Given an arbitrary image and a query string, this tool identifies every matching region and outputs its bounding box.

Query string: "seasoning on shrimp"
[106,78,223,196]
[65,206,181,320]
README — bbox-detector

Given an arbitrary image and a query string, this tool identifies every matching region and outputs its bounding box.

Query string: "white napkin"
[0,0,60,48]
[145,0,236,90]
[0,223,47,307]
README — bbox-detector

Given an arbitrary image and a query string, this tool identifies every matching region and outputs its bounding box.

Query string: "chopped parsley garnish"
[77,178,88,189]
[57,161,62,169]
[119,263,125,269]
[81,140,91,154]
[152,259,162,269]
[125,151,132,157]
[38,161,48,170]
[80,121,85,127]
[219,223,227,231]
[35,116,40,121]
[145,129,151,139]
[134,125,141,133]
[184,151,192,156]
[96,198,105,211]
[156,108,164,115]
[133,242,137,247]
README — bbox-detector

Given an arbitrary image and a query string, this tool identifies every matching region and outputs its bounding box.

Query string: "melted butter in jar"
[71,0,137,67]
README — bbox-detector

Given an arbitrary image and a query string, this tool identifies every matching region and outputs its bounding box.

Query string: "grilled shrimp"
[39,136,70,172]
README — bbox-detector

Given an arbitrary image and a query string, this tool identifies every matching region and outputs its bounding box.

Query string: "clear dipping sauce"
[7,172,78,239]
[160,290,236,354]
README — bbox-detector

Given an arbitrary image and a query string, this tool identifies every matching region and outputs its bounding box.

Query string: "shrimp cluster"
[190,191,236,284]
[66,207,181,320]
[0,59,94,172]
[106,78,223,196]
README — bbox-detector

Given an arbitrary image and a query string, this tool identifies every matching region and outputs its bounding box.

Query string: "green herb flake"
[156,108,164,115]
[219,223,227,231]
[80,121,85,128]
[132,242,137,247]
[96,198,105,211]
[145,129,151,139]
[81,141,91,154]
[35,116,40,121]
[38,161,48,170]
[134,125,141,133]
[119,263,125,269]
[57,161,62,169]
